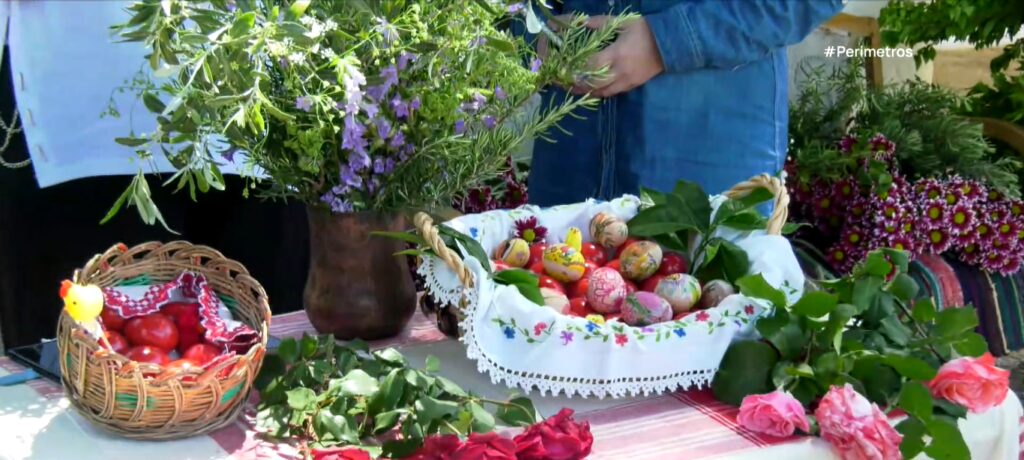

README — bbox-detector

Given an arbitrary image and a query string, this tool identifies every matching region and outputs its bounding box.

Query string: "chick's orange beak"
[59,280,72,299]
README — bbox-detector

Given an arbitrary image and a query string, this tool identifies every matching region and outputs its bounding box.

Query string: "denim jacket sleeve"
[645,0,846,73]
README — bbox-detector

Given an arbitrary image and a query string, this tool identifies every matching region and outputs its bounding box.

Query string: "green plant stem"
[895,299,945,363]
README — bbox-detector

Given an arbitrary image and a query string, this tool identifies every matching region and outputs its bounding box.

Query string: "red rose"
[451,432,517,460]
[407,435,463,460]
[311,447,372,460]
[514,408,594,460]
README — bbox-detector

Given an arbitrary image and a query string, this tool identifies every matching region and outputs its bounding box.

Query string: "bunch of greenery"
[713,249,987,458]
[256,334,541,458]
[108,0,633,230]
[789,61,1020,198]
[880,0,1024,124]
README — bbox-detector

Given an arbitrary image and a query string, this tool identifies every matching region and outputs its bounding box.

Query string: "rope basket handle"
[414,173,790,290]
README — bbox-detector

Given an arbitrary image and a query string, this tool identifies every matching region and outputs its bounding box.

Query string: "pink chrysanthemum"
[999,255,1023,276]
[868,133,896,156]
[962,180,988,202]
[914,178,944,202]
[919,199,947,230]
[826,242,856,273]
[981,250,1008,273]
[925,226,954,254]
[514,216,547,244]
[837,134,858,153]
[959,244,984,265]
[1009,201,1024,218]
[947,203,976,236]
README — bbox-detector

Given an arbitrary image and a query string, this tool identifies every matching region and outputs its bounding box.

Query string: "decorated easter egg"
[620,292,673,326]
[655,273,702,314]
[586,267,627,313]
[619,241,663,281]
[494,238,531,268]
[542,246,586,283]
[589,213,630,249]
[698,279,736,309]
[541,287,571,314]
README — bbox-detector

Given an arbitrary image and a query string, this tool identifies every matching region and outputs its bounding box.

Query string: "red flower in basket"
[407,434,462,460]
[452,432,517,460]
[311,447,371,460]
[514,408,594,460]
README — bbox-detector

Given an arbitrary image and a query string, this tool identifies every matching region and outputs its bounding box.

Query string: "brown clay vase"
[304,207,417,340]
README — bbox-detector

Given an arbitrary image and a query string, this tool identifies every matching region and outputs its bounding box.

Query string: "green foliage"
[789,62,1020,198]
[108,0,635,226]
[712,248,982,457]
[256,334,540,456]
[629,179,776,285]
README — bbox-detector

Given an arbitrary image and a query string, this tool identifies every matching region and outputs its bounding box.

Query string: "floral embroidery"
[696,311,710,322]
[494,317,551,344]
[503,326,515,339]
[585,321,600,333]
[744,305,755,315]
[614,333,628,346]
[673,328,686,338]
[533,322,547,336]
[469,227,480,239]
[560,331,574,345]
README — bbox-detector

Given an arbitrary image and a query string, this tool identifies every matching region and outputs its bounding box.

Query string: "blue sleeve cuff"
[645,5,704,73]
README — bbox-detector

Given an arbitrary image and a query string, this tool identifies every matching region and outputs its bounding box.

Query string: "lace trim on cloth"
[418,256,467,308]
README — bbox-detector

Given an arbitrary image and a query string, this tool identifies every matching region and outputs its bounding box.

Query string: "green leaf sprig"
[256,334,541,458]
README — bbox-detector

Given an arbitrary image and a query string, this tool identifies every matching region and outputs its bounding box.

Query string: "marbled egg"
[698,279,736,309]
[494,238,531,268]
[655,273,702,314]
[541,287,571,314]
[586,267,627,313]
[542,244,587,283]
[619,241,663,280]
[589,213,630,249]
[620,292,673,326]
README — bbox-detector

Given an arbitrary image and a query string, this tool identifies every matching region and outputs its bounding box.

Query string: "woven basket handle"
[414,174,790,289]
[722,173,790,236]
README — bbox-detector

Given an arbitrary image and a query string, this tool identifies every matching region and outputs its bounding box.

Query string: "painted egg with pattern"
[620,292,673,326]
[618,241,663,280]
[542,244,587,283]
[655,273,702,314]
[586,267,627,313]
[589,213,629,249]
[540,287,571,314]
[494,238,531,268]
[698,279,736,309]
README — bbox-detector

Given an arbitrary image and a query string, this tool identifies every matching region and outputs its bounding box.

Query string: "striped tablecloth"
[1,310,1021,460]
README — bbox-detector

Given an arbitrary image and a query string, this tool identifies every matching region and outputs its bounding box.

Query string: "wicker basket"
[414,174,790,338]
[56,241,271,440]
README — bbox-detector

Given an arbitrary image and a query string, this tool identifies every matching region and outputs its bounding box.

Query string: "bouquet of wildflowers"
[108,0,631,228]
[787,134,1024,275]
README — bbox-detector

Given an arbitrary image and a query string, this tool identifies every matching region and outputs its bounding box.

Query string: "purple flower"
[375,118,392,140]
[384,157,396,174]
[454,120,466,135]
[507,2,525,14]
[341,63,367,114]
[366,84,388,102]
[494,86,507,101]
[221,148,238,163]
[373,158,386,175]
[339,165,363,189]
[409,97,421,112]
[361,102,379,119]
[560,330,573,345]
[321,191,354,214]
[225,0,237,12]
[483,115,497,130]
[342,115,368,157]
[389,130,406,149]
[398,52,417,71]
[391,96,409,119]
[530,58,542,73]
[470,36,487,48]
[380,65,399,93]
[399,144,414,162]
[367,177,380,195]
[462,92,487,114]
[374,17,397,44]
[295,96,313,112]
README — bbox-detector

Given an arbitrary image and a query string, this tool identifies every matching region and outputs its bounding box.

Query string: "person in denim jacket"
[527,0,845,206]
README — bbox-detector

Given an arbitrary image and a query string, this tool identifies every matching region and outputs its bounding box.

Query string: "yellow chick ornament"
[60,280,107,344]
[542,227,587,283]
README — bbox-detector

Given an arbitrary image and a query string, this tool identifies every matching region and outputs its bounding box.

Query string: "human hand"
[572,16,665,98]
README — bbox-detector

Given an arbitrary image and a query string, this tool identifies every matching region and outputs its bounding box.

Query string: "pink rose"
[815,384,902,460]
[513,408,594,460]
[310,447,371,460]
[928,353,1010,413]
[736,391,810,437]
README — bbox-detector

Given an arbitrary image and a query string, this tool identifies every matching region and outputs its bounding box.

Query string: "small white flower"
[324,19,338,30]
[267,40,287,56]
[321,47,337,59]
[299,16,315,25]
[288,52,306,64]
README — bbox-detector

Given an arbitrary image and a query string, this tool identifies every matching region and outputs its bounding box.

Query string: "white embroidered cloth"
[419,196,805,398]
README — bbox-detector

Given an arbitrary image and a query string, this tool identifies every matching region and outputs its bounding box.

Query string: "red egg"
[641,274,667,293]
[582,260,598,279]
[581,243,607,266]
[568,277,590,299]
[538,275,565,294]
[614,238,640,259]
[659,252,690,276]
[182,343,223,366]
[125,346,171,366]
[491,260,511,271]
[604,259,622,271]
[104,331,130,354]
[569,298,589,317]
[529,261,546,275]
[624,280,638,295]
[124,313,179,352]
[605,313,622,322]
[161,302,200,324]
[166,358,201,373]
[100,307,126,332]
[528,244,548,266]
